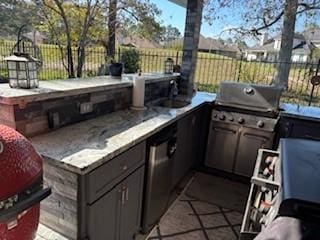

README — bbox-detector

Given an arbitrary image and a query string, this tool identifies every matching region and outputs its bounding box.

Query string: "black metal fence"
[1,40,320,107]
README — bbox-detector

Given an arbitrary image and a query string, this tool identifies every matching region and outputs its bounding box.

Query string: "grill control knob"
[219,114,226,120]
[238,117,245,124]
[228,116,234,122]
[257,120,265,128]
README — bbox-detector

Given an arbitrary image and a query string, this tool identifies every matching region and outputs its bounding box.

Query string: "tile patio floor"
[146,193,243,240]
[35,173,245,240]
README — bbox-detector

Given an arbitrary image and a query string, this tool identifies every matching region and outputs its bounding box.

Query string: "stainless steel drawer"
[86,142,146,203]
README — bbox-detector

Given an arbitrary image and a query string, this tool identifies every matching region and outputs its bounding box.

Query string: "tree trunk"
[107,0,117,61]
[76,46,85,78]
[274,0,298,89]
[66,42,75,78]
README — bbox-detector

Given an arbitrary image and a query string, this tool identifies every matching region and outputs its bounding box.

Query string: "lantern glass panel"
[28,62,36,70]
[164,59,174,74]
[18,80,28,88]
[29,70,37,79]
[18,70,27,80]
[9,70,17,79]
[19,62,26,70]
[8,61,16,70]
[9,79,18,88]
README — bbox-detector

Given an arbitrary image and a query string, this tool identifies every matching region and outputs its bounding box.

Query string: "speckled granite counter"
[31,92,215,174]
[280,103,320,122]
[0,73,178,105]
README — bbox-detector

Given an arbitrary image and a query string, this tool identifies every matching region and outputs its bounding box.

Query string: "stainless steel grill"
[205,82,282,177]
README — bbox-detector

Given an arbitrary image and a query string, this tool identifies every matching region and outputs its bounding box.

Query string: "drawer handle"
[125,187,129,201]
[121,187,126,205]
[122,165,128,171]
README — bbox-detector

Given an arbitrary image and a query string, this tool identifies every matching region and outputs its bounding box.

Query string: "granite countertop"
[0,73,179,105]
[31,92,215,174]
[280,103,320,122]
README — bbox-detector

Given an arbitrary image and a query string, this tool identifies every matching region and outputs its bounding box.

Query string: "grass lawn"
[0,40,319,106]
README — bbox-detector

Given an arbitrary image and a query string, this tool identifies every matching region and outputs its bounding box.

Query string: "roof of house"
[248,41,278,52]
[273,32,305,40]
[303,28,320,42]
[167,0,187,7]
[116,34,161,49]
[22,31,47,44]
[198,35,242,53]
[292,42,316,55]
[246,29,320,54]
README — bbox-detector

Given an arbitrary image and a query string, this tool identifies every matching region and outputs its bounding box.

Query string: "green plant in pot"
[121,48,140,74]
[108,58,123,77]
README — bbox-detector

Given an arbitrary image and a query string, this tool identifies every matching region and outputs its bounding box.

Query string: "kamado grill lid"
[0,124,51,222]
[215,81,283,114]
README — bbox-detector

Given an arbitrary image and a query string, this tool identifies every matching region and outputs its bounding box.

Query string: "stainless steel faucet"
[169,80,178,99]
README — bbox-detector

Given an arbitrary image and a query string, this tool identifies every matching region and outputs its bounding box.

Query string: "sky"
[150,0,320,47]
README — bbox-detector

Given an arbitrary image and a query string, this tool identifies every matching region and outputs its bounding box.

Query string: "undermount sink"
[154,99,189,108]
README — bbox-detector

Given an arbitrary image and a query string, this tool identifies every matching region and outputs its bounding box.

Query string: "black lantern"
[164,58,174,74]
[5,53,39,89]
[4,25,40,89]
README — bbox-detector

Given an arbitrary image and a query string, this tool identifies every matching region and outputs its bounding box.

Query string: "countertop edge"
[0,74,179,105]
[37,97,212,175]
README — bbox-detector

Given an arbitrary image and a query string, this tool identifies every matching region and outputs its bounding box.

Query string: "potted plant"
[121,48,140,74]
[108,58,123,77]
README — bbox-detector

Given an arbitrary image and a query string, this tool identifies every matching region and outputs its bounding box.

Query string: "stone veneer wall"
[180,0,203,97]
[0,79,173,137]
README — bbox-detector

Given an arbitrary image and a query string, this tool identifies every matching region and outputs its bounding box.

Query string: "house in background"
[244,28,320,62]
[23,31,48,45]
[198,35,243,58]
[116,34,161,49]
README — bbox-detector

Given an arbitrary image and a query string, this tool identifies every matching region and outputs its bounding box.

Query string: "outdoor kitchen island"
[0,74,214,239]
[1,76,320,240]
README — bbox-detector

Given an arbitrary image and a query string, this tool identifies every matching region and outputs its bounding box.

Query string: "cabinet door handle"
[121,188,126,205]
[122,165,128,171]
[125,187,129,201]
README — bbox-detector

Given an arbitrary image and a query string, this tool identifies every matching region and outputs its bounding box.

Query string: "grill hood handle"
[0,187,51,222]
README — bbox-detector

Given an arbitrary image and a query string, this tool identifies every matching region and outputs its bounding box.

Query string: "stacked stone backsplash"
[0,77,175,137]
[13,87,132,137]
[145,79,171,103]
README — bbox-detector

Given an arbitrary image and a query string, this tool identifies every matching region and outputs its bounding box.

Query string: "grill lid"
[280,138,320,222]
[215,82,282,113]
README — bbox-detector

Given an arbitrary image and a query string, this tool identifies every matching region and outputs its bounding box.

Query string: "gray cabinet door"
[172,113,192,187]
[235,127,274,177]
[205,121,239,172]
[87,185,121,240]
[120,166,145,240]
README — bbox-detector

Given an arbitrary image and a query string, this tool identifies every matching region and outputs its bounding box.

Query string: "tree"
[0,1,37,38]
[275,0,298,88]
[105,0,162,61]
[162,25,181,44]
[35,0,104,78]
[205,0,320,88]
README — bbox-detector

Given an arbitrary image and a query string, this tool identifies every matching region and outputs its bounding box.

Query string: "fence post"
[237,52,244,82]
[118,47,121,62]
[175,51,179,65]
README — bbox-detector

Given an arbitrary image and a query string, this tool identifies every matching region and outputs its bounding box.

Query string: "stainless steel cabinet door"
[235,127,274,177]
[172,113,193,188]
[205,121,239,172]
[120,166,145,240]
[87,185,121,240]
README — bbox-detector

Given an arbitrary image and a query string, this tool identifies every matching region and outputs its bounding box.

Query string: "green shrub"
[121,48,140,73]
